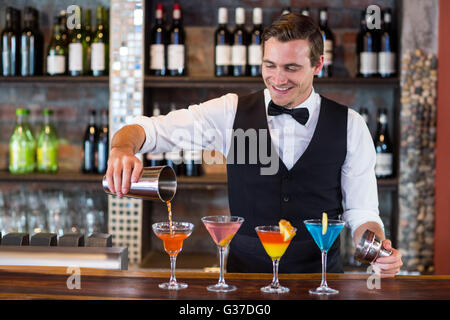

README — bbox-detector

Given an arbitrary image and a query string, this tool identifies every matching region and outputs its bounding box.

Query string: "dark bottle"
[31,8,44,75]
[183,150,203,177]
[82,110,98,173]
[68,6,87,76]
[149,3,167,76]
[91,6,108,76]
[300,8,310,17]
[46,16,67,76]
[357,10,379,78]
[317,8,334,78]
[231,7,248,77]
[374,108,393,178]
[21,7,37,76]
[214,7,231,77]
[248,8,263,77]
[96,110,109,174]
[167,3,186,76]
[146,103,166,166]
[378,8,396,78]
[59,10,71,47]
[2,7,20,76]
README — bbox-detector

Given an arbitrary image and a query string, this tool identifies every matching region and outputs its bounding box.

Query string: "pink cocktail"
[201,216,244,292]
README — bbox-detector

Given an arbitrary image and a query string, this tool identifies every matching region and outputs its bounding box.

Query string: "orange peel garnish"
[279,219,296,241]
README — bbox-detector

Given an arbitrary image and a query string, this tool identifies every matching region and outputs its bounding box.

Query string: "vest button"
[283,195,290,202]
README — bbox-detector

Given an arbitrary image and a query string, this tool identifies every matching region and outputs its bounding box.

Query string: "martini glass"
[152,221,194,290]
[255,225,296,293]
[201,215,244,292]
[304,219,344,295]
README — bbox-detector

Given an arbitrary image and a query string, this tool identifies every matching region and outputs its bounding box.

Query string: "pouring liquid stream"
[166,200,174,235]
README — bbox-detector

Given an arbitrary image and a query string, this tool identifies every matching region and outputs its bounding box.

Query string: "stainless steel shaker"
[354,229,393,263]
[102,166,177,202]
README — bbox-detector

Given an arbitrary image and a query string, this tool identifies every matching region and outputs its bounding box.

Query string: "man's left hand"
[371,239,403,278]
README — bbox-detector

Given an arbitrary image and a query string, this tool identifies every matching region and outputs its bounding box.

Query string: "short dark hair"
[262,13,323,67]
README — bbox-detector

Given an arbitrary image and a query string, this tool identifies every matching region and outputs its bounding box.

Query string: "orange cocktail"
[256,230,292,260]
[157,232,189,256]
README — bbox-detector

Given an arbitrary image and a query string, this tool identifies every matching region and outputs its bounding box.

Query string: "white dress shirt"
[131,88,384,236]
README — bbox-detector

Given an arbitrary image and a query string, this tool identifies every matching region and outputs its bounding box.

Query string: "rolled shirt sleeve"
[341,109,384,237]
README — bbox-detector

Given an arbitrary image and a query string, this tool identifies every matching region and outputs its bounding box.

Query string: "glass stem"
[320,250,328,288]
[218,246,226,285]
[169,255,177,285]
[271,259,280,288]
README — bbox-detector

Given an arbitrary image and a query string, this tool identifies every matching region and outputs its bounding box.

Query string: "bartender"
[105,13,402,276]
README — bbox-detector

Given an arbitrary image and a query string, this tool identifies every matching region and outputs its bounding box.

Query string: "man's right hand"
[105,146,143,197]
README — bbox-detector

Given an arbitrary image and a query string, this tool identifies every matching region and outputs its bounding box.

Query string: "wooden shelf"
[0,76,109,87]
[0,170,104,183]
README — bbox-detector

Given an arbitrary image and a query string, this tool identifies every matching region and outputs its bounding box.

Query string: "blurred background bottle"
[91,6,108,76]
[248,7,263,77]
[149,3,167,76]
[96,109,109,174]
[1,7,20,76]
[69,6,88,76]
[46,16,67,76]
[167,3,186,76]
[37,109,58,173]
[9,108,36,174]
[214,7,231,77]
[82,110,97,173]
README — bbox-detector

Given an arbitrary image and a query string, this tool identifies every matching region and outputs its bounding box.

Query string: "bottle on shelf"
[359,107,370,127]
[31,8,44,75]
[20,7,38,76]
[378,8,396,78]
[91,6,108,76]
[96,109,109,174]
[1,7,20,76]
[69,6,87,76]
[149,3,167,76]
[83,9,93,75]
[214,7,232,77]
[59,10,71,47]
[146,103,166,166]
[357,9,379,78]
[46,16,67,76]
[9,108,36,174]
[374,108,393,179]
[37,109,58,173]
[317,8,334,78]
[248,7,263,77]
[167,3,186,76]
[165,103,183,175]
[82,110,98,173]
[183,150,203,177]
[300,8,310,17]
[231,7,248,77]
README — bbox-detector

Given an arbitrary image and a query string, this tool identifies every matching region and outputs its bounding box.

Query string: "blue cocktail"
[304,218,345,295]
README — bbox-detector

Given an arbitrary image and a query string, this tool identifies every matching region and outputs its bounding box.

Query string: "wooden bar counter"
[0,266,449,300]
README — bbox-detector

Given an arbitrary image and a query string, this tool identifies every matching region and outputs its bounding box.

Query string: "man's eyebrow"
[262,60,303,68]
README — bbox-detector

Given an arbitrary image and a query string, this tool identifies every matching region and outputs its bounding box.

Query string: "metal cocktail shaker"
[102,166,177,202]
[354,229,393,263]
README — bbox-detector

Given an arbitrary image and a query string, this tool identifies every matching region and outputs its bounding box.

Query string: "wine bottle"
[21,7,37,76]
[378,8,396,78]
[96,109,109,174]
[59,10,71,47]
[149,3,167,76]
[317,8,334,78]
[374,108,393,178]
[214,7,231,77]
[300,8,310,17]
[1,7,20,76]
[46,16,67,76]
[231,7,248,77]
[248,7,263,77]
[167,3,186,76]
[31,8,44,75]
[146,103,166,166]
[91,6,108,76]
[69,6,86,76]
[357,10,379,78]
[37,109,58,173]
[183,150,203,177]
[82,110,98,173]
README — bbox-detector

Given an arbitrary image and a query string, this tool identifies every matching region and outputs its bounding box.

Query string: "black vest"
[226,90,348,273]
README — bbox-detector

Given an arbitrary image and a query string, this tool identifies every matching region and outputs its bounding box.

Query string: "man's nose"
[272,69,288,85]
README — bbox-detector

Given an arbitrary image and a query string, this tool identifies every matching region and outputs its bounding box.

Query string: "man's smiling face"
[262,38,323,108]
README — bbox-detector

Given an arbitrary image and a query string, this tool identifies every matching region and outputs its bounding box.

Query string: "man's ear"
[313,55,325,76]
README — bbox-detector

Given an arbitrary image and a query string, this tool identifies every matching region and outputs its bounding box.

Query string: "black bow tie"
[267,100,310,125]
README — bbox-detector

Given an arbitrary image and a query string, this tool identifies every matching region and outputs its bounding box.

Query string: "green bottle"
[37,109,59,173]
[83,9,93,75]
[68,6,87,76]
[91,6,108,76]
[47,16,67,75]
[9,108,36,174]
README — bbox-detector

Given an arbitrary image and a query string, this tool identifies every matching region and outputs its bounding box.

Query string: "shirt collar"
[264,87,319,128]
